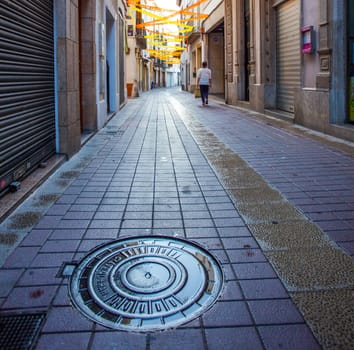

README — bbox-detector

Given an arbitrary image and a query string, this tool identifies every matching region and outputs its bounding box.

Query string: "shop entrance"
[209,22,225,98]
[276,0,301,113]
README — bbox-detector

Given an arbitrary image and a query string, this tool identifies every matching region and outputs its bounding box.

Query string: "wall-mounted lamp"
[201,26,205,41]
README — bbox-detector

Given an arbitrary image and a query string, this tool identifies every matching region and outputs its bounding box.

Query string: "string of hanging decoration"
[127,0,209,64]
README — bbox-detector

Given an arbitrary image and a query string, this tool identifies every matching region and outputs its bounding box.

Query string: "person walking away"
[197,61,212,106]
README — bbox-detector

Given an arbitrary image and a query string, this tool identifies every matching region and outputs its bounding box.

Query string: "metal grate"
[0,313,46,350]
[105,128,125,136]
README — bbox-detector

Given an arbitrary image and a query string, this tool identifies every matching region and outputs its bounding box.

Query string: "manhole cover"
[69,236,224,332]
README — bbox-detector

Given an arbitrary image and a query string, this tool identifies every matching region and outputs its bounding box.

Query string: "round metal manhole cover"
[68,236,224,332]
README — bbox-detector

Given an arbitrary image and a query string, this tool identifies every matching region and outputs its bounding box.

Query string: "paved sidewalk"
[0,88,353,349]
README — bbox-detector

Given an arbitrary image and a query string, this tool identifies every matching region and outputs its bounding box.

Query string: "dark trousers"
[199,85,209,104]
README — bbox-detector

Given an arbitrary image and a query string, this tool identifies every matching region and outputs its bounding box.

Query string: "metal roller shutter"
[276,0,301,113]
[0,0,55,195]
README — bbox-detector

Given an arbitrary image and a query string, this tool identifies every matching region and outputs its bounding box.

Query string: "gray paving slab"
[1,88,353,349]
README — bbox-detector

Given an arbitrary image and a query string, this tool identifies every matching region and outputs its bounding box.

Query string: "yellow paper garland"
[127,0,209,63]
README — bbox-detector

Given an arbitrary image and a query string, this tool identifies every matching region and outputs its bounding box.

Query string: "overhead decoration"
[127,0,209,64]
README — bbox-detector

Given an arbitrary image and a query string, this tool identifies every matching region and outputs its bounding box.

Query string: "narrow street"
[0,88,353,349]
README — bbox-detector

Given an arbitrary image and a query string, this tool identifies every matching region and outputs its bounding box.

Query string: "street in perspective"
[0,88,353,349]
[1,0,354,349]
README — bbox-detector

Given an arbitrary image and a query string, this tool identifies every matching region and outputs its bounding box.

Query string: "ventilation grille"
[0,313,46,350]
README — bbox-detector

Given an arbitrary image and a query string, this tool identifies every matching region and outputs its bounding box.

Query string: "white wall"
[166,65,180,87]
[201,0,223,17]
[96,0,122,129]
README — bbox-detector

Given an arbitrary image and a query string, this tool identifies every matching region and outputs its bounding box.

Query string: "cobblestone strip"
[169,94,354,349]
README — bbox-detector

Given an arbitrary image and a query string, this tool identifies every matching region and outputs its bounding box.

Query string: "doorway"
[106,8,116,114]
[275,0,301,113]
[243,0,250,101]
[209,22,225,98]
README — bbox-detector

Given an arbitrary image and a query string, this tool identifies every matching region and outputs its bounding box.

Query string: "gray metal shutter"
[0,0,55,195]
[276,0,301,113]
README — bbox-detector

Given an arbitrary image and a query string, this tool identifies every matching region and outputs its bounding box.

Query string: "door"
[276,0,301,113]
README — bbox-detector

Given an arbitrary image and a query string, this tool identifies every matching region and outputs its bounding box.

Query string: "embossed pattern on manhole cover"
[69,236,224,332]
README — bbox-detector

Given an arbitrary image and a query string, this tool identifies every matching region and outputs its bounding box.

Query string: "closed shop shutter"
[0,0,55,195]
[276,0,301,113]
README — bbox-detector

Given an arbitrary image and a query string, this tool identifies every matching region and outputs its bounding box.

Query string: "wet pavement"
[0,88,353,349]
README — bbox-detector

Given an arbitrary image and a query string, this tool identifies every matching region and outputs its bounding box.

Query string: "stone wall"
[56,0,81,156]
[80,0,97,132]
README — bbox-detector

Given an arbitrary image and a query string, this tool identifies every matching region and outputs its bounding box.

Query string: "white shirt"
[197,67,211,85]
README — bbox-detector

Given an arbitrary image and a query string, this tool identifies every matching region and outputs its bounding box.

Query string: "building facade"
[225,0,354,140]
[126,0,150,96]
[0,0,128,196]
[125,1,174,95]
[225,0,354,141]
[180,0,354,142]
[179,0,225,95]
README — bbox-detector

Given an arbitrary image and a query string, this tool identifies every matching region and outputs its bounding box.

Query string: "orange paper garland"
[127,0,209,63]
